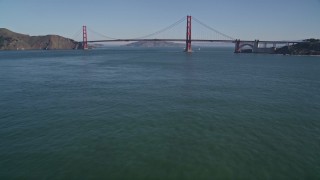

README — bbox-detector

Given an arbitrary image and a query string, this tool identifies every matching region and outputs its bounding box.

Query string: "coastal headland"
[0,28,79,50]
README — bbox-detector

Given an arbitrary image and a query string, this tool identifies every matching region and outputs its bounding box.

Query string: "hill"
[275,39,320,55]
[0,28,80,50]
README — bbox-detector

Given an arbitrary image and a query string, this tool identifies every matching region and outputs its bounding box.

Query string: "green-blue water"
[0,48,319,179]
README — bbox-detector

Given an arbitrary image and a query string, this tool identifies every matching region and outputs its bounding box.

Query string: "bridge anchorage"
[234,39,300,53]
[234,39,276,53]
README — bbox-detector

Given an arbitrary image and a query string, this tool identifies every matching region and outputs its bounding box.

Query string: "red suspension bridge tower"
[82,25,88,50]
[185,15,192,52]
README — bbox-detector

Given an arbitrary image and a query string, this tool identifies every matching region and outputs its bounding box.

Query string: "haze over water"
[0,48,319,179]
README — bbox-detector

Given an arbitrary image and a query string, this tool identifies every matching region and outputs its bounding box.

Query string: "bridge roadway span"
[85,39,301,44]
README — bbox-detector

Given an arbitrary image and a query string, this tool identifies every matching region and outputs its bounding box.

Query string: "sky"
[1,0,320,41]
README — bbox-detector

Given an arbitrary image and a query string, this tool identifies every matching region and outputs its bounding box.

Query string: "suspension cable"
[132,16,186,39]
[87,27,118,40]
[192,17,235,40]
[78,16,235,41]
[71,28,83,41]
[83,16,186,41]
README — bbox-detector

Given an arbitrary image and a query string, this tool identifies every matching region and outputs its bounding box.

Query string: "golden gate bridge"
[74,16,300,53]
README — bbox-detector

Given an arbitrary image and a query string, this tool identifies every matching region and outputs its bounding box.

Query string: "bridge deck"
[84,39,301,44]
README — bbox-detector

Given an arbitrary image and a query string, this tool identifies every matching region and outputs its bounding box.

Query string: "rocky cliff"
[0,28,80,50]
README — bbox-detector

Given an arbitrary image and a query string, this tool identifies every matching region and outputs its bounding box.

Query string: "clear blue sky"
[1,0,320,41]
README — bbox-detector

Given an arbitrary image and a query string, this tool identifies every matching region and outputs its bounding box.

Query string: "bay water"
[0,48,319,179]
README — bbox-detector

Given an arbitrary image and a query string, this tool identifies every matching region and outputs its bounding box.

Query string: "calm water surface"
[0,48,319,179]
